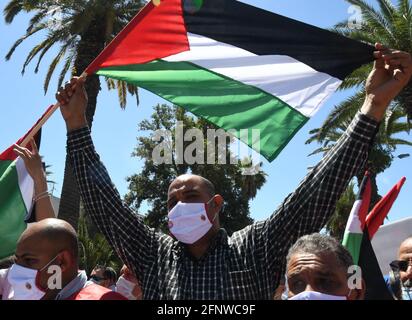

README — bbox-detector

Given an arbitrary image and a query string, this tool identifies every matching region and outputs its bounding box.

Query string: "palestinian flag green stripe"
[342,232,364,265]
[0,159,31,259]
[97,60,309,161]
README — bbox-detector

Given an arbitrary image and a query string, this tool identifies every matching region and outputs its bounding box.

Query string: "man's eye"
[318,278,337,291]
[25,259,36,266]
[289,280,306,293]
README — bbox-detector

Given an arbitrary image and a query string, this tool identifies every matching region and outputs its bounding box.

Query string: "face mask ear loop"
[35,253,61,293]
[346,289,353,300]
[207,197,220,223]
[39,253,60,273]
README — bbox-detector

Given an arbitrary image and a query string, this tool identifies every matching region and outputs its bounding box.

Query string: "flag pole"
[20,71,88,148]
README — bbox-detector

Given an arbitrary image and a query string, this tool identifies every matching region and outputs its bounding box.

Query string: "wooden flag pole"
[20,72,88,148]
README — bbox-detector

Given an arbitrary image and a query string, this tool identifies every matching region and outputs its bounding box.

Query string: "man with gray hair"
[285,233,365,300]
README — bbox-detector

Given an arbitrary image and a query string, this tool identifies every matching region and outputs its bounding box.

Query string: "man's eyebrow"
[167,187,201,204]
[316,271,337,277]
[14,253,36,259]
[287,266,336,278]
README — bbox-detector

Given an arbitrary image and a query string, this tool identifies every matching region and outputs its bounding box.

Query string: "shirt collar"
[55,270,88,300]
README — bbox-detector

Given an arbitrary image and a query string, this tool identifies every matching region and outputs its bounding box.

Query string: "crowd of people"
[0,44,411,300]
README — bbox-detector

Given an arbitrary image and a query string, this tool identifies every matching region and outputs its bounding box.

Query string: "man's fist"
[56,77,88,131]
[362,43,412,121]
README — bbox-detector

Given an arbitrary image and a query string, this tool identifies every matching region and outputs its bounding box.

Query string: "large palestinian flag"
[0,107,49,259]
[86,0,375,161]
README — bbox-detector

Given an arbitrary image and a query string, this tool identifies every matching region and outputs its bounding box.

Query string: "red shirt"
[66,283,127,300]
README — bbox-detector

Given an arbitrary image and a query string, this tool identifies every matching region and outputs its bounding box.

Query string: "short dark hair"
[103,267,117,282]
[287,233,354,270]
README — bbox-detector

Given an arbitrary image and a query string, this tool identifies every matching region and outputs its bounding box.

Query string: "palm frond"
[345,0,396,42]
[4,0,24,24]
[5,24,46,60]
[378,0,397,21]
[315,90,365,141]
[57,48,76,90]
[386,138,412,146]
[43,43,69,93]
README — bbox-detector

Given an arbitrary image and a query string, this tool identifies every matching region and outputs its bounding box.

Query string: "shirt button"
[26,283,32,290]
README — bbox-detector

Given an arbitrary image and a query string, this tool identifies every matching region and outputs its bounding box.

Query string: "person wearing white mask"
[2,218,126,300]
[116,265,143,300]
[285,233,365,300]
[57,44,412,299]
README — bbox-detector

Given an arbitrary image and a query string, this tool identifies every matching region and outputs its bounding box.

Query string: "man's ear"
[212,195,224,212]
[58,250,74,273]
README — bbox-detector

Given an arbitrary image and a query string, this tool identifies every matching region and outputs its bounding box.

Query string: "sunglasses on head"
[390,260,412,272]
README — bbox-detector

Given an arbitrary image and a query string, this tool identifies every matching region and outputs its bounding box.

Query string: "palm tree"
[332,0,412,119]
[78,211,122,276]
[4,0,145,229]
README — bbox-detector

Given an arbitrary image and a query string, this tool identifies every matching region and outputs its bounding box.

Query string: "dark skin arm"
[13,139,55,221]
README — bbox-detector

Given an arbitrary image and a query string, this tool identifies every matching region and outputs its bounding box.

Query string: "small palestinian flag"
[0,107,50,259]
[342,172,372,265]
[343,172,406,300]
[86,0,375,162]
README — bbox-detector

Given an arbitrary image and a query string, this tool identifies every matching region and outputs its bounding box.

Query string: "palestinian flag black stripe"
[183,0,375,80]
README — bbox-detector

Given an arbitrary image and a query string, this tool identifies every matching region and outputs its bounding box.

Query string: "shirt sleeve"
[233,112,379,285]
[67,127,158,282]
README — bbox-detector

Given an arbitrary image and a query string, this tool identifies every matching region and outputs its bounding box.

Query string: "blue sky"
[0,0,410,224]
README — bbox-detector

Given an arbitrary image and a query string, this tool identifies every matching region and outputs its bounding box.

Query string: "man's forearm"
[360,96,388,122]
[33,174,55,221]
[66,116,88,132]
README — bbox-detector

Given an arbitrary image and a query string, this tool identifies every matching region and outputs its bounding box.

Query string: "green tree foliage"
[124,104,267,235]
[77,210,122,276]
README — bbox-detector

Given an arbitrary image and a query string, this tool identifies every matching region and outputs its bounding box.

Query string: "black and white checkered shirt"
[67,112,378,300]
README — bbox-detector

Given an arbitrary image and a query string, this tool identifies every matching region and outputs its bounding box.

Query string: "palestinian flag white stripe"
[15,157,35,219]
[344,199,363,235]
[164,33,342,117]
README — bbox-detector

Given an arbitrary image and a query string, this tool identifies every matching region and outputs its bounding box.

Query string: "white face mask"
[7,255,59,300]
[7,265,45,300]
[289,290,348,301]
[116,276,139,300]
[168,199,217,244]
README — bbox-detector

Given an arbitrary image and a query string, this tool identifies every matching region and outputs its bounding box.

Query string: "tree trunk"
[58,20,106,230]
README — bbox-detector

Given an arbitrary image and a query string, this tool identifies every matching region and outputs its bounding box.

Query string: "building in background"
[372,217,412,276]
[51,195,60,217]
